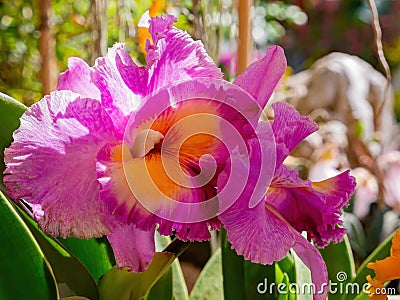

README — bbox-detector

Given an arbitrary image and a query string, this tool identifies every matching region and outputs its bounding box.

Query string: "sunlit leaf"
[292,250,312,300]
[98,238,189,300]
[221,228,276,300]
[319,235,355,300]
[144,267,173,300]
[190,248,223,300]
[59,237,115,283]
[171,255,189,300]
[15,201,98,299]
[0,191,58,299]
[98,252,175,300]
[275,263,289,300]
[147,233,189,300]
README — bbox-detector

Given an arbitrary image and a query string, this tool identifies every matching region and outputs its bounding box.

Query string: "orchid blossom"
[3,13,355,300]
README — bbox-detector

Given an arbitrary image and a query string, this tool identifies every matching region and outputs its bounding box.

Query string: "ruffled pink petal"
[293,232,329,300]
[92,43,143,132]
[57,57,101,100]
[145,14,223,92]
[114,46,149,96]
[220,197,296,264]
[107,224,156,272]
[271,102,318,165]
[4,90,118,238]
[233,46,286,109]
[269,166,355,247]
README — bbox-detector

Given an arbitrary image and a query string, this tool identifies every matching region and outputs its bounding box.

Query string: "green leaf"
[292,250,313,300]
[59,237,115,283]
[171,255,189,300]
[190,248,223,300]
[244,260,276,300]
[365,207,384,254]
[346,230,398,300]
[0,92,27,185]
[277,256,296,300]
[144,267,173,300]
[98,252,176,300]
[14,201,98,299]
[147,233,189,300]
[319,235,355,300]
[275,263,289,300]
[277,255,295,284]
[221,228,276,300]
[0,191,58,299]
[343,212,367,259]
[221,228,246,300]
[98,238,190,300]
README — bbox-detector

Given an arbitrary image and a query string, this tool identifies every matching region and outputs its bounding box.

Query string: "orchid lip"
[121,78,276,223]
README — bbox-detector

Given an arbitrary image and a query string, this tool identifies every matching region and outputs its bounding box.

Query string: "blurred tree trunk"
[237,0,252,75]
[90,0,108,64]
[38,0,58,96]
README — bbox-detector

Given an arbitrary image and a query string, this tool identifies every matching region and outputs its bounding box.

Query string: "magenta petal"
[220,199,296,264]
[4,91,117,238]
[269,166,355,247]
[115,48,149,96]
[57,57,101,100]
[293,233,329,300]
[271,102,318,165]
[92,43,142,131]
[233,46,286,109]
[146,15,223,92]
[107,224,155,272]
[218,143,293,264]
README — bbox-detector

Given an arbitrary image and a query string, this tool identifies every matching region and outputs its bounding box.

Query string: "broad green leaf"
[221,228,246,300]
[59,237,115,283]
[144,267,173,300]
[278,255,295,284]
[0,92,27,185]
[293,250,313,300]
[98,238,189,300]
[319,235,355,300]
[244,260,276,300]
[190,248,223,300]
[98,252,175,300]
[347,230,398,300]
[275,263,289,300]
[147,233,189,300]
[278,255,296,300]
[171,256,189,300]
[0,191,58,299]
[221,228,276,300]
[15,202,98,299]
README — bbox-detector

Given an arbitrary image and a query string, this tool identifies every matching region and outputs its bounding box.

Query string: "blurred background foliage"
[2,0,400,115]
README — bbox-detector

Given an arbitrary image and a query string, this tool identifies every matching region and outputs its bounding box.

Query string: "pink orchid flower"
[4,13,355,300]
